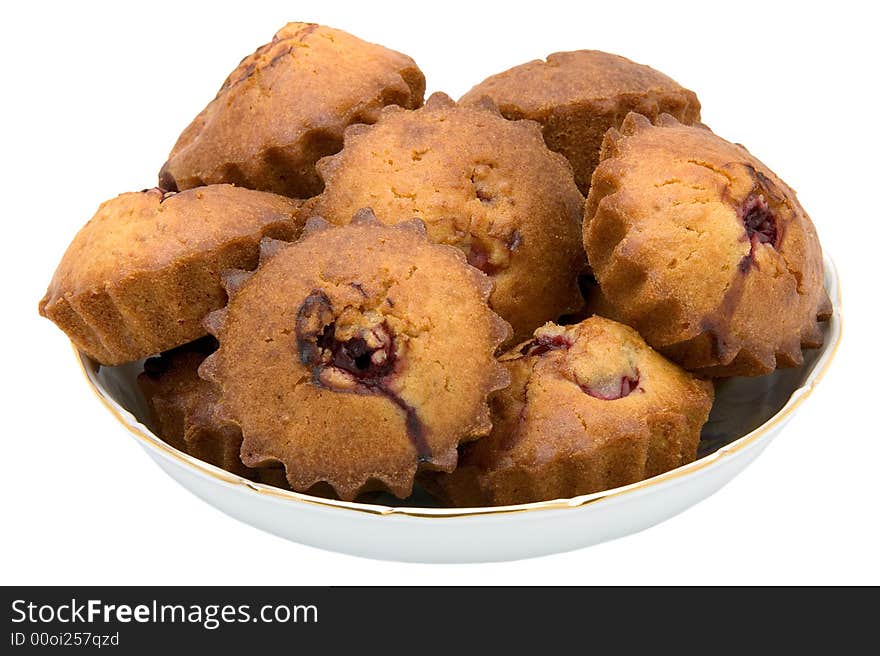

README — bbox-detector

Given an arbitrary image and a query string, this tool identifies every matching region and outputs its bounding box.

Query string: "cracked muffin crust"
[137,337,287,487]
[423,317,714,506]
[39,185,304,365]
[158,22,426,198]
[459,50,700,195]
[313,92,586,343]
[584,113,831,377]
[199,211,511,500]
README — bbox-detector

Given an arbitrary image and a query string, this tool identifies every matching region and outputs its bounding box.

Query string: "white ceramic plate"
[78,254,841,563]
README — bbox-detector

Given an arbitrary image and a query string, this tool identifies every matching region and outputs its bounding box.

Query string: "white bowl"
[78,254,842,563]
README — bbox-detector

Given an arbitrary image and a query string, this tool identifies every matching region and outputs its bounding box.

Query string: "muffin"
[158,23,426,198]
[313,92,585,343]
[39,185,303,365]
[460,50,701,195]
[199,211,511,500]
[138,338,289,487]
[139,339,249,475]
[584,113,831,376]
[423,317,714,507]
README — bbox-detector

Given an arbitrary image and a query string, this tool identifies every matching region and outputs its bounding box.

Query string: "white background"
[2,0,878,585]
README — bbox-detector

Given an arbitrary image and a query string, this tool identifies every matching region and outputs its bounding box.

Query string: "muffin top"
[460,50,701,195]
[460,50,698,115]
[313,93,585,342]
[585,113,830,376]
[200,212,510,500]
[426,317,714,506]
[39,184,303,365]
[159,22,425,197]
[42,185,301,299]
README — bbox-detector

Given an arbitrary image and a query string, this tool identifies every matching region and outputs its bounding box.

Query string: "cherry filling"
[465,231,521,276]
[520,332,574,357]
[742,194,778,245]
[294,290,431,461]
[314,324,396,380]
[295,291,397,383]
[581,374,640,401]
[466,240,495,274]
[738,194,780,273]
[295,290,335,367]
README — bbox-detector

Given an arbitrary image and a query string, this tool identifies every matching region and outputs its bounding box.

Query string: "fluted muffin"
[200,211,510,500]
[423,317,714,507]
[584,113,831,376]
[39,185,303,365]
[158,23,425,198]
[313,92,585,343]
[460,50,701,195]
[138,337,287,486]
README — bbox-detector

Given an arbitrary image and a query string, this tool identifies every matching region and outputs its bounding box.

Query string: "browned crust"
[423,317,714,506]
[200,214,511,501]
[460,50,700,194]
[137,340,290,486]
[158,23,426,198]
[583,113,830,377]
[313,93,587,344]
[39,186,304,365]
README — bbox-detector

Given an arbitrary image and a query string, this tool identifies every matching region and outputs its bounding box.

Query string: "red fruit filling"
[465,231,521,275]
[743,195,777,244]
[520,332,573,356]
[581,374,640,400]
[740,193,779,257]
[294,289,430,460]
[315,324,395,381]
[736,194,781,271]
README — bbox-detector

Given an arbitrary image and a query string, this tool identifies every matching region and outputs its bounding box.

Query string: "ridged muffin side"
[200,212,511,500]
[40,185,304,365]
[159,23,426,198]
[460,50,701,195]
[313,92,586,343]
[584,113,831,376]
[423,317,714,506]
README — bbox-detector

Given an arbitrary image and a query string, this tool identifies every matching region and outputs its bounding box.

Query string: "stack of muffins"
[40,23,831,506]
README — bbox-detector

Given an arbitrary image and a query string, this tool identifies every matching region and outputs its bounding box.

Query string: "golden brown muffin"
[139,338,249,476]
[460,50,701,195]
[313,93,585,343]
[200,212,511,500]
[584,113,831,377]
[158,23,425,198]
[138,338,289,486]
[39,185,304,365]
[424,317,714,507]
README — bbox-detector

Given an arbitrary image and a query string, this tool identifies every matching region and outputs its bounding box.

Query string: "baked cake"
[39,185,303,365]
[313,92,585,343]
[424,317,714,506]
[584,113,831,376]
[199,211,510,500]
[460,50,700,195]
[158,23,426,198]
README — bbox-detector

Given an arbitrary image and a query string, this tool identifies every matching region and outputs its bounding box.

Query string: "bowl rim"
[76,253,842,519]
